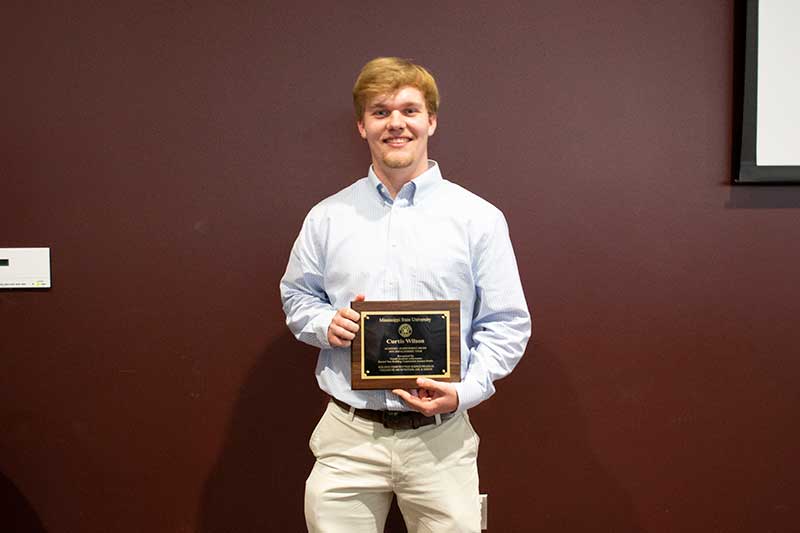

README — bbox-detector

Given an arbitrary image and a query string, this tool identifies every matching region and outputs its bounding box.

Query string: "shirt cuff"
[453,378,486,413]
[313,308,337,348]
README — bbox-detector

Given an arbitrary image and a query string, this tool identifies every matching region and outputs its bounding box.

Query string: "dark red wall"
[3,2,799,532]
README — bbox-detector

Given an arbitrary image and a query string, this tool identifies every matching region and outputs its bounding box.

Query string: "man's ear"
[428,114,437,137]
[357,120,367,139]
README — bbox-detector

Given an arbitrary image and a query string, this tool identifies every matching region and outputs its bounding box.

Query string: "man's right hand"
[327,294,365,347]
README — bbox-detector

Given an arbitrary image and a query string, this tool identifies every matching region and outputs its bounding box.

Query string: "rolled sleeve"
[457,211,531,412]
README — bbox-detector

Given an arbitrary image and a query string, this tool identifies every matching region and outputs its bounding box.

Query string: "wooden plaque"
[350,300,461,390]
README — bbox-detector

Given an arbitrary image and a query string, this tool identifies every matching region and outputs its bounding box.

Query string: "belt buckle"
[382,410,403,429]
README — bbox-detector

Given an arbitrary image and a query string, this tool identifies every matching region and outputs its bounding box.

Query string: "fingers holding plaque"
[350,300,461,390]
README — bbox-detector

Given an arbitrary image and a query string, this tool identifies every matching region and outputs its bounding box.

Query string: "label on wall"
[0,248,51,288]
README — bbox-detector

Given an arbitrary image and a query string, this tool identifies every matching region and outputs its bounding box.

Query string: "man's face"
[357,86,437,177]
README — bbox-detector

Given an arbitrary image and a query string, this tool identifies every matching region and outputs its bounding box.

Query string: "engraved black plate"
[351,300,460,390]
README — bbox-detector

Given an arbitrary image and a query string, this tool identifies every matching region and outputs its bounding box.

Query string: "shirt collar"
[367,160,443,205]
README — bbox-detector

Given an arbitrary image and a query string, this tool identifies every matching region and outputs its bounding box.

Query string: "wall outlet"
[480,493,488,530]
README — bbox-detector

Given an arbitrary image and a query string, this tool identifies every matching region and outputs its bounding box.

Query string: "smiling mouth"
[383,137,411,146]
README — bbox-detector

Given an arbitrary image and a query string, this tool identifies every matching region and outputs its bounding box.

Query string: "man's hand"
[393,377,459,416]
[327,294,365,347]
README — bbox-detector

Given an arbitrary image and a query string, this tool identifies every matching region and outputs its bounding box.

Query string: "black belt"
[331,397,454,430]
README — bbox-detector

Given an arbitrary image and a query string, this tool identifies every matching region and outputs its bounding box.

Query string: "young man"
[280,57,531,533]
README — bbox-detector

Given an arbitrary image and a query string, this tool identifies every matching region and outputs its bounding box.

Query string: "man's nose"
[387,110,405,129]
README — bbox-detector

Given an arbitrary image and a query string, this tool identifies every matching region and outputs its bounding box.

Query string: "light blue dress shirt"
[280,161,531,412]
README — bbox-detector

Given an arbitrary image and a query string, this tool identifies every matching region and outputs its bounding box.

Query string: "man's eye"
[404,109,419,115]
[374,110,389,117]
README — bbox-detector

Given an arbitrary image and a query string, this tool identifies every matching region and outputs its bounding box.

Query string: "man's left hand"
[393,378,459,416]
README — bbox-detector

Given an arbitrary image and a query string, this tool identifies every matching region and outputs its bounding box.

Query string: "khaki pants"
[305,401,481,533]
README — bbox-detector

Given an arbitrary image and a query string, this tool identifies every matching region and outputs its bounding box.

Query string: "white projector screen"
[738,0,800,182]
[757,0,800,166]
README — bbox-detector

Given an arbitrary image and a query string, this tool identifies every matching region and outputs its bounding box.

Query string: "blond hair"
[352,57,440,121]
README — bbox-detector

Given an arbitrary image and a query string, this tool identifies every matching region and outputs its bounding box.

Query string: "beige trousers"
[304,401,481,533]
